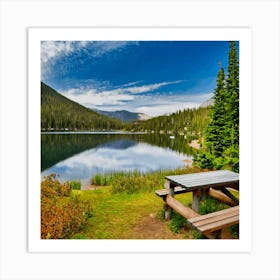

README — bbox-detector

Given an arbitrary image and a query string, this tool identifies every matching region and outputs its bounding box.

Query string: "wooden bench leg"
[192,188,208,212]
[164,202,172,220]
[164,180,175,220]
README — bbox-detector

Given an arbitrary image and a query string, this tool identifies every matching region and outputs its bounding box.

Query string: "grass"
[70,186,196,239]
[64,167,239,239]
[91,166,203,194]
[71,187,164,239]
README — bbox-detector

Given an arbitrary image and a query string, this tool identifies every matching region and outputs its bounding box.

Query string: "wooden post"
[192,189,201,213]
[192,188,208,212]
[164,180,174,220]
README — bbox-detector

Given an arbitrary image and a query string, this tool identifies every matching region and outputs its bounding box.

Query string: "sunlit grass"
[71,187,165,239]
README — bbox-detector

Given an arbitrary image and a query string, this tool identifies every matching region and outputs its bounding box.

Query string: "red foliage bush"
[41,174,91,239]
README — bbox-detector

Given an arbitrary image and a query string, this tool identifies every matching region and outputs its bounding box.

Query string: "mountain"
[199,97,214,108]
[41,82,124,131]
[94,109,151,122]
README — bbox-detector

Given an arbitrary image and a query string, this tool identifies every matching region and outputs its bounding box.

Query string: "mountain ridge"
[93,109,151,122]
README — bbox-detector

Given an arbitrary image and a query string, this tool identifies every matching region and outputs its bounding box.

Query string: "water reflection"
[41,133,195,185]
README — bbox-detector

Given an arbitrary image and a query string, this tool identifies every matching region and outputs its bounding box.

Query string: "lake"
[41,132,195,185]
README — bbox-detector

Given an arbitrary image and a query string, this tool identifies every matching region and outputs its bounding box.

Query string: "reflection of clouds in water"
[42,142,190,185]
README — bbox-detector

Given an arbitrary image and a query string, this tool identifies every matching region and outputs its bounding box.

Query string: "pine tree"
[225,41,239,147]
[194,41,239,172]
[204,66,227,157]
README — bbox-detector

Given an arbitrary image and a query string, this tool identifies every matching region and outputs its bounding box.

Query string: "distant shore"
[41,130,147,135]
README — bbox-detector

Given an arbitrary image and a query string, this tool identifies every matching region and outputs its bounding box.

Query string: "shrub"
[70,180,81,190]
[169,211,187,233]
[230,224,239,239]
[41,174,92,239]
[191,230,205,239]
[194,146,239,173]
[41,173,71,198]
[193,151,215,169]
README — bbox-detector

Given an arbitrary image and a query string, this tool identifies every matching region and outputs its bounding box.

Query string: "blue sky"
[41,41,235,117]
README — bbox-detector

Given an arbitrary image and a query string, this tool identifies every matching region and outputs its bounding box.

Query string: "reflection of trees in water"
[41,133,195,171]
[140,133,196,156]
[41,133,124,171]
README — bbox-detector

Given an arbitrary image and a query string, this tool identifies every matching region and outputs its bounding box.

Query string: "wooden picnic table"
[155,170,240,238]
[164,170,239,213]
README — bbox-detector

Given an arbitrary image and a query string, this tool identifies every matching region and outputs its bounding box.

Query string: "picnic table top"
[165,170,239,191]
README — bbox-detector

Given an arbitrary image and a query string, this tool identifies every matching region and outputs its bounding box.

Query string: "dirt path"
[131,213,192,239]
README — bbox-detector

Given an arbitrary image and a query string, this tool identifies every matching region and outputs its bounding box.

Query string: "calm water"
[41,132,195,185]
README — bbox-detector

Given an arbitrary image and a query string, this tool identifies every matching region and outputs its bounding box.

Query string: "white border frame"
[28,27,252,253]
[1,1,279,279]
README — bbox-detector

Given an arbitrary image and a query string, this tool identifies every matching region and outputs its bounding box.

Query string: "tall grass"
[198,197,229,215]
[91,166,204,194]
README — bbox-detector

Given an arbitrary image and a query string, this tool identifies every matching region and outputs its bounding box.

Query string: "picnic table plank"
[198,215,239,234]
[188,206,239,223]
[165,170,239,191]
[188,205,239,235]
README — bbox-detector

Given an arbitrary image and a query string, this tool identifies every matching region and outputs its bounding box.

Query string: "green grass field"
[70,187,196,239]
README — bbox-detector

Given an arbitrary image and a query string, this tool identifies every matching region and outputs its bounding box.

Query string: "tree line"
[128,107,211,137]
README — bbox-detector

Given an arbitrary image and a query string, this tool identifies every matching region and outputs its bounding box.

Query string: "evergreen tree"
[225,41,239,146]
[194,41,239,172]
[204,66,226,157]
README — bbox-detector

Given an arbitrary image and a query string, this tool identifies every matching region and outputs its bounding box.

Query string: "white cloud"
[41,41,139,79]
[91,41,138,57]
[60,80,184,108]
[98,92,213,116]
[124,81,182,94]
[62,87,135,106]
[41,41,89,64]
[120,81,144,87]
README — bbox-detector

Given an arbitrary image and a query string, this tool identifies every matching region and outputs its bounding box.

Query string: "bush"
[70,180,81,190]
[194,145,239,173]
[193,151,215,169]
[41,174,92,239]
[169,211,187,233]
[230,224,239,239]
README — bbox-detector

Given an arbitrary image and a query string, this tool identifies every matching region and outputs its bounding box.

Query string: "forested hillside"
[41,82,124,131]
[41,82,211,137]
[128,107,211,137]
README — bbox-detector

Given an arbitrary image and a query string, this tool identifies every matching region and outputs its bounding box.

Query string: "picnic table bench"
[155,170,240,238]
